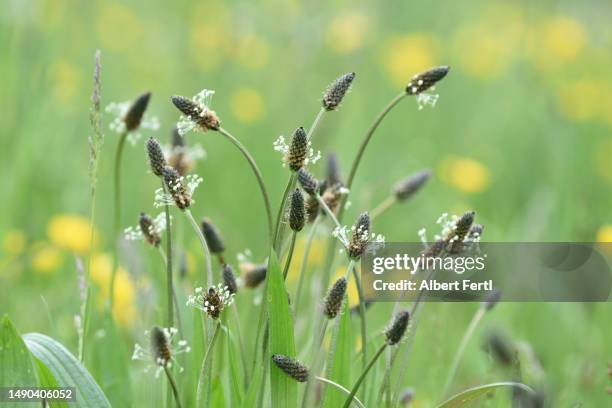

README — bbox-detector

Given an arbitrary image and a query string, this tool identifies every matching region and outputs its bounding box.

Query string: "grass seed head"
[468,223,484,240]
[162,166,191,209]
[287,127,308,171]
[326,152,342,185]
[406,66,450,95]
[306,195,319,223]
[271,354,309,382]
[146,137,167,177]
[452,211,475,242]
[171,95,220,131]
[322,72,355,111]
[150,325,171,366]
[482,289,501,311]
[201,218,225,254]
[223,264,238,295]
[348,212,371,259]
[171,125,185,148]
[243,264,267,288]
[422,239,446,258]
[124,91,151,131]
[485,330,515,367]
[139,212,161,247]
[385,310,410,345]
[393,169,432,201]
[289,189,305,232]
[324,277,347,319]
[297,168,319,196]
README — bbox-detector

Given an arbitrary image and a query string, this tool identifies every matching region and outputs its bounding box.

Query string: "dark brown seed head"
[242,264,267,288]
[482,289,501,311]
[223,264,238,295]
[124,92,151,131]
[150,326,171,366]
[306,195,319,223]
[171,95,220,131]
[146,137,166,177]
[321,182,345,214]
[271,354,309,382]
[297,168,319,196]
[289,189,305,232]
[422,239,446,259]
[201,218,225,254]
[203,287,223,319]
[324,277,347,319]
[162,166,191,209]
[406,66,450,95]
[451,211,475,243]
[326,152,342,185]
[139,212,161,247]
[393,169,432,201]
[484,331,515,367]
[171,125,185,148]
[385,310,410,345]
[168,151,194,177]
[348,212,371,259]
[286,127,308,171]
[322,72,355,111]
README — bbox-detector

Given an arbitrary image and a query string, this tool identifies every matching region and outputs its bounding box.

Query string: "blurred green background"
[1,0,611,406]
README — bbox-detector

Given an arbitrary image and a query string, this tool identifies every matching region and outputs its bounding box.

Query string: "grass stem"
[351,263,368,372]
[197,321,221,407]
[161,181,175,328]
[370,195,396,220]
[282,231,297,280]
[342,343,387,408]
[442,307,486,397]
[314,376,365,408]
[164,365,183,408]
[218,127,273,243]
[294,218,321,312]
[184,209,213,288]
[110,130,128,309]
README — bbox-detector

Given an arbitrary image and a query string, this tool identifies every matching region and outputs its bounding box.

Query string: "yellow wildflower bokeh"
[47,214,98,254]
[96,3,143,51]
[3,229,27,256]
[49,60,83,106]
[535,16,586,69]
[326,12,369,55]
[230,88,266,123]
[594,139,612,184]
[381,34,436,88]
[234,34,270,70]
[557,79,603,122]
[31,245,63,274]
[189,22,229,72]
[596,225,612,243]
[285,237,327,284]
[439,156,491,193]
[89,253,136,327]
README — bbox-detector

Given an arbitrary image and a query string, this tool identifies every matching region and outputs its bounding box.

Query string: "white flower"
[273,135,322,168]
[186,283,235,319]
[106,101,160,145]
[132,327,190,378]
[154,174,203,208]
[415,92,439,110]
[124,212,168,241]
[176,89,219,136]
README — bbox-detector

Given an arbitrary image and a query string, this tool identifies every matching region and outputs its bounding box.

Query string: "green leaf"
[24,332,111,408]
[437,382,535,408]
[267,250,297,408]
[242,349,264,408]
[0,316,39,408]
[324,301,352,408]
[32,357,69,408]
[226,324,243,406]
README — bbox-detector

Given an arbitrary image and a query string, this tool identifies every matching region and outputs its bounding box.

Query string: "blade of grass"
[267,250,297,407]
[437,382,535,408]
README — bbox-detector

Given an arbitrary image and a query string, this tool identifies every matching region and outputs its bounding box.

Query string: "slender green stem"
[110,130,128,309]
[315,194,343,231]
[218,127,273,243]
[164,365,183,408]
[301,317,329,408]
[184,209,213,288]
[351,263,368,372]
[157,247,183,335]
[307,107,326,140]
[442,307,486,397]
[320,93,407,300]
[344,92,406,194]
[314,376,365,408]
[161,182,175,328]
[282,231,297,280]
[342,343,387,408]
[370,195,396,220]
[295,218,321,311]
[197,321,221,407]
